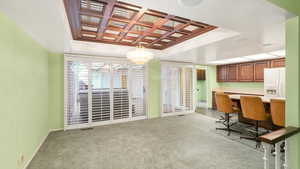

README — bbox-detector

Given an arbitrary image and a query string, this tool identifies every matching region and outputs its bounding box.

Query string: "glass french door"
[161,63,196,116]
[65,58,146,129]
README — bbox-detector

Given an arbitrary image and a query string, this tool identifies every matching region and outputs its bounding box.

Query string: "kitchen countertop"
[229,94,285,103]
[213,88,264,96]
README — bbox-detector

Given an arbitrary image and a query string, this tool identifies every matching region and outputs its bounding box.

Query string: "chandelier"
[126,44,154,65]
[126,25,154,64]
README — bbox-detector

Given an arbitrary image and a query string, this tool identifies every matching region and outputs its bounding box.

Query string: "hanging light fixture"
[126,44,154,64]
[126,25,154,64]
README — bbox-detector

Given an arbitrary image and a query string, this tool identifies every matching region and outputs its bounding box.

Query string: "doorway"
[196,68,208,110]
[161,62,196,116]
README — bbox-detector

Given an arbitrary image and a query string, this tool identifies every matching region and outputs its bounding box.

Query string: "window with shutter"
[64,55,147,129]
[161,64,195,116]
[66,61,89,126]
[91,62,111,122]
[131,65,145,117]
[112,64,130,120]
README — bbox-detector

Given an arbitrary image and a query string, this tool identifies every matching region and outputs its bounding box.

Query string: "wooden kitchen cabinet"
[216,58,285,82]
[227,64,238,81]
[197,69,206,80]
[254,61,270,82]
[271,58,285,68]
[217,65,227,82]
[238,63,254,81]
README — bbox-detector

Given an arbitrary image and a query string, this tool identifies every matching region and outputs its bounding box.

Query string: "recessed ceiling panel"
[64,0,217,50]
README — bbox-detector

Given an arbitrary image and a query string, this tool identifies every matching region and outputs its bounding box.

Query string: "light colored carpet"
[28,113,272,169]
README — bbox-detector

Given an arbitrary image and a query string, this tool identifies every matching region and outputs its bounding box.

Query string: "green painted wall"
[48,53,64,130]
[206,66,219,108]
[218,82,264,90]
[267,1,300,168]
[147,59,161,118]
[268,0,300,15]
[0,13,49,169]
[197,80,207,101]
[286,16,300,169]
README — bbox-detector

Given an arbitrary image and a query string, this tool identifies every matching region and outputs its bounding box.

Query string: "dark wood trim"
[64,0,81,39]
[116,8,147,42]
[134,14,175,45]
[97,0,117,39]
[259,126,300,144]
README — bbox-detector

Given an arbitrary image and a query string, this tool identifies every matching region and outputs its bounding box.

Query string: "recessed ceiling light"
[263,43,273,47]
[178,0,204,7]
[244,53,279,60]
[269,50,286,57]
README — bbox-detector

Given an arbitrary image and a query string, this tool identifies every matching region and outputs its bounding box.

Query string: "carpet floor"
[28,113,272,169]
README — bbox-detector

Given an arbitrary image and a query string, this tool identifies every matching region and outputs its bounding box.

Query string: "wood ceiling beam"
[133,15,175,45]
[163,25,217,49]
[96,0,117,39]
[115,1,142,11]
[106,26,125,32]
[64,0,81,39]
[116,8,147,42]
[80,8,102,18]
[147,21,192,47]
[81,21,99,27]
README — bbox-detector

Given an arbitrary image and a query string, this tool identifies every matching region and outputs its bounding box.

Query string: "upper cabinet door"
[227,64,238,81]
[254,61,270,82]
[238,63,254,81]
[197,69,206,80]
[217,65,227,82]
[271,58,285,68]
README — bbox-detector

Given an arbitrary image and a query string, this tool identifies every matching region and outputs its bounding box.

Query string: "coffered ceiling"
[0,0,294,64]
[64,0,217,50]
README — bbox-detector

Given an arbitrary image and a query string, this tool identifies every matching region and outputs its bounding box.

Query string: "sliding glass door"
[64,57,146,129]
[161,63,196,116]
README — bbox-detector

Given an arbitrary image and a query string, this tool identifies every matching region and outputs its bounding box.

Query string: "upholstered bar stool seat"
[240,96,269,148]
[215,93,241,136]
[270,99,285,127]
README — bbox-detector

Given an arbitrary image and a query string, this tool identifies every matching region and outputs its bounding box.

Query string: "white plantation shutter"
[66,60,89,126]
[162,66,181,113]
[184,68,193,111]
[91,62,111,122]
[131,65,145,117]
[64,56,147,129]
[161,64,195,115]
[112,64,130,120]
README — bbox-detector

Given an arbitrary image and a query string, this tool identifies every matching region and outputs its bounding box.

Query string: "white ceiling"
[0,0,294,64]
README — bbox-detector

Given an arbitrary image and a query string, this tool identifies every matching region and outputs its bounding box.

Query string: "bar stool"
[240,96,270,148]
[215,91,226,123]
[270,99,285,152]
[215,93,241,136]
[270,99,285,127]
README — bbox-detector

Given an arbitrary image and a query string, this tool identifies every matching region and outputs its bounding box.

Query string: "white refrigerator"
[264,68,286,98]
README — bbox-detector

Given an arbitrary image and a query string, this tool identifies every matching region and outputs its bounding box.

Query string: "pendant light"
[126,25,154,64]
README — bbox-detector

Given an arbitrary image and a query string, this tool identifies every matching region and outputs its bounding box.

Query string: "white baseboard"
[23,128,62,169]
[161,111,194,117]
[50,128,63,132]
[23,130,50,169]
